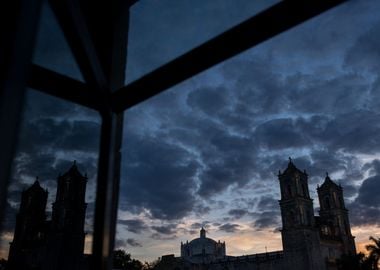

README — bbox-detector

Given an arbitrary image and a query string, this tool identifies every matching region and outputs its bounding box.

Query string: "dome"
[188,237,218,256]
[181,227,226,262]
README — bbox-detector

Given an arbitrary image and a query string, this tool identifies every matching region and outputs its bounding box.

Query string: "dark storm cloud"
[126,238,143,247]
[10,90,100,193]
[121,133,199,220]
[1,202,18,233]
[219,223,241,233]
[355,175,380,208]
[120,46,380,221]
[186,86,231,116]
[151,233,177,241]
[253,119,310,150]
[195,131,259,198]
[190,223,203,230]
[344,20,380,73]
[114,238,143,248]
[338,183,357,199]
[228,209,249,219]
[193,203,211,216]
[323,111,380,154]
[190,222,211,231]
[124,12,380,228]
[127,0,279,83]
[363,159,380,176]
[251,197,281,230]
[257,196,278,210]
[346,160,380,226]
[13,0,380,238]
[118,219,148,234]
[19,118,100,153]
[348,203,380,227]
[252,211,280,230]
[151,224,177,235]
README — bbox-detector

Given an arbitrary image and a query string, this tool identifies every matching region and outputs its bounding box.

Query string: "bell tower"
[8,179,48,270]
[44,161,87,270]
[279,158,315,229]
[278,158,325,270]
[317,173,356,255]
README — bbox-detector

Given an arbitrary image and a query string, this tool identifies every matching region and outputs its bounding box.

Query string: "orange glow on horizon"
[352,225,380,255]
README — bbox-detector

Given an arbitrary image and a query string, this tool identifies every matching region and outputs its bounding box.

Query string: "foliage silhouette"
[113,249,143,270]
[337,237,380,270]
[113,249,158,270]
[366,236,380,270]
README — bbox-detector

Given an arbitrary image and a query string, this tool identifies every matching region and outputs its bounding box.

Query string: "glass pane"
[117,0,379,267]
[32,2,84,81]
[0,89,100,268]
[126,0,280,84]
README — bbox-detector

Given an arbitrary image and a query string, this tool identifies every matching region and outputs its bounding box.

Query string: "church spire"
[319,172,339,189]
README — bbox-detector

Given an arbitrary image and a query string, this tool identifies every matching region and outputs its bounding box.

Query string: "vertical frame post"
[0,0,42,231]
[87,1,133,269]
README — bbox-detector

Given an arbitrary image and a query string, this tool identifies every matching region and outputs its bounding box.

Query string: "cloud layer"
[2,0,380,262]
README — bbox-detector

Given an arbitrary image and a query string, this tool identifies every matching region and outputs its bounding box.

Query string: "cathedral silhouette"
[156,159,356,270]
[7,159,357,270]
[7,161,88,270]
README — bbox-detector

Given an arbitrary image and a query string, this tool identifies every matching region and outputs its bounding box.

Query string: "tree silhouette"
[366,236,380,270]
[113,249,143,270]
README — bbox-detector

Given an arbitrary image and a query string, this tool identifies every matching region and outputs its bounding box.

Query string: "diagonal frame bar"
[111,0,347,113]
[28,64,102,111]
[48,0,109,92]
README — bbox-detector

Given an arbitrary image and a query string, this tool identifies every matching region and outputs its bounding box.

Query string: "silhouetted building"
[43,161,88,270]
[7,161,88,270]
[181,227,226,264]
[8,179,48,270]
[316,173,356,267]
[156,159,356,270]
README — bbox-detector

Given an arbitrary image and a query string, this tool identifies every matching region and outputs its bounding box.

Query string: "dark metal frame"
[0,0,347,269]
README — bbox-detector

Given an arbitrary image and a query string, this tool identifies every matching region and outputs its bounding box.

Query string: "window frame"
[0,0,348,269]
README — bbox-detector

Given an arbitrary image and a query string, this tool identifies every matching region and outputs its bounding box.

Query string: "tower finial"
[200,227,206,238]
[289,157,292,163]
[73,160,77,165]
[326,172,329,178]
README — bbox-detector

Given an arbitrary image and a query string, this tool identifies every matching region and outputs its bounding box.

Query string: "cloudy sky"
[2,0,380,263]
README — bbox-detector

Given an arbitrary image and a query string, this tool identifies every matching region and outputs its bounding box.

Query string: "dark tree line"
[113,249,159,270]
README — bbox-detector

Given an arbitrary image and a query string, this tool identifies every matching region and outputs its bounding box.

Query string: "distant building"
[156,159,356,270]
[7,161,88,270]
[180,227,226,264]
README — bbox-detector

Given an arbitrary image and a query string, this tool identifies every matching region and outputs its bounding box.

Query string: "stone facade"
[156,159,356,270]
